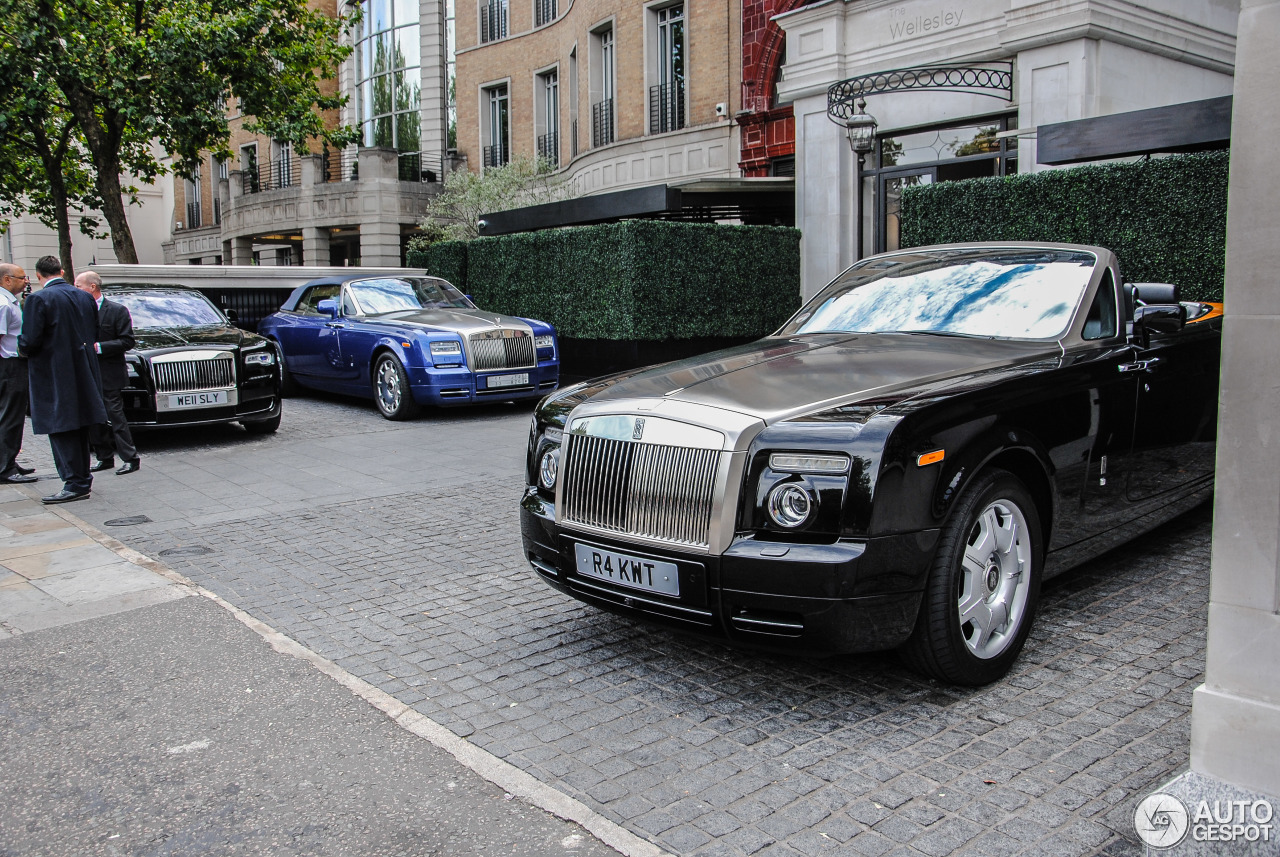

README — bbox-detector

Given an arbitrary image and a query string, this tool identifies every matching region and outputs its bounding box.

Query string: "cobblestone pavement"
[29,393,1211,857]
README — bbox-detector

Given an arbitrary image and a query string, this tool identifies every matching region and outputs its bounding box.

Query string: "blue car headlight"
[535,334,554,350]
[430,340,462,355]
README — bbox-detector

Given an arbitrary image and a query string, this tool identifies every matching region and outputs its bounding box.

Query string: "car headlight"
[245,351,275,366]
[430,340,462,355]
[769,453,849,473]
[538,446,560,490]
[535,334,554,349]
[126,362,140,378]
[767,483,813,528]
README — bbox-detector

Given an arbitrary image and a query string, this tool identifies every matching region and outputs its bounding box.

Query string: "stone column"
[359,221,402,267]
[300,153,325,186]
[230,236,254,266]
[1188,0,1280,800]
[302,226,331,267]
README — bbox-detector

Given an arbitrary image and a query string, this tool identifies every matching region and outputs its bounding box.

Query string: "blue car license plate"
[574,543,680,597]
[486,372,529,389]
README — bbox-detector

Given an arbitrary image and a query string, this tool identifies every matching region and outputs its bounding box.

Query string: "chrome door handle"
[1118,357,1161,373]
[325,322,345,329]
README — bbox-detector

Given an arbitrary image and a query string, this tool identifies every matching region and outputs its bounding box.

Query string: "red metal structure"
[739,0,808,176]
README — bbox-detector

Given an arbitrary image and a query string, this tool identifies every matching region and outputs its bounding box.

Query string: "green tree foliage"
[900,150,1229,301]
[411,156,568,243]
[408,221,802,340]
[0,0,357,264]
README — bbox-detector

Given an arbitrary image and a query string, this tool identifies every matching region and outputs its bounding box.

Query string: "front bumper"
[409,360,559,407]
[122,377,280,429]
[520,490,938,654]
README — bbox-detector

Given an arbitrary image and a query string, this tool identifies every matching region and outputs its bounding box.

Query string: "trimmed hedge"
[408,220,802,340]
[899,150,1229,301]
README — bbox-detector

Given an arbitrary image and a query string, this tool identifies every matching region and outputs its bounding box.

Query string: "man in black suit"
[75,271,140,475]
[19,256,106,503]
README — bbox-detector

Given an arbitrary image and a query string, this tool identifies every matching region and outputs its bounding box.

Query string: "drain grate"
[104,515,153,527]
[159,545,215,557]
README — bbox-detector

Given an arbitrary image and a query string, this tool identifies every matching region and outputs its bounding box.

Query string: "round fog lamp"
[768,483,812,528]
[539,447,560,490]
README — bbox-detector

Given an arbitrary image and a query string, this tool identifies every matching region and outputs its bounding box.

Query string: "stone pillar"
[1188,0,1280,801]
[230,236,254,266]
[228,170,245,201]
[301,153,325,186]
[359,221,402,267]
[302,226,331,267]
[357,146,398,181]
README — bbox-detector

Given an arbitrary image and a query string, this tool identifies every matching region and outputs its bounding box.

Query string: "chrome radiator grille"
[561,434,721,548]
[469,330,535,371]
[151,357,235,393]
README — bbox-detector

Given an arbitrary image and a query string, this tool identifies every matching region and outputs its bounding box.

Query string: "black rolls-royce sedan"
[521,243,1221,685]
[104,285,282,433]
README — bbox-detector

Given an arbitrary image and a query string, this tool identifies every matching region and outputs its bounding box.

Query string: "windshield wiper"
[902,330,996,340]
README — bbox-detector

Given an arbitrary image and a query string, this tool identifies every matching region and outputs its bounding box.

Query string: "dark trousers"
[0,356,27,474]
[91,384,137,463]
[49,426,92,494]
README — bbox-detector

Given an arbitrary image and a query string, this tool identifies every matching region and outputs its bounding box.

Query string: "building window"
[241,143,259,194]
[650,3,685,134]
[534,0,556,27]
[483,84,509,167]
[536,70,559,166]
[590,25,615,147]
[480,0,507,43]
[356,0,422,154]
[568,48,579,158]
[185,164,202,229]
[274,140,294,189]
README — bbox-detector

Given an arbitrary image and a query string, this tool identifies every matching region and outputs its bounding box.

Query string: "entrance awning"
[1036,96,1232,165]
[477,178,795,236]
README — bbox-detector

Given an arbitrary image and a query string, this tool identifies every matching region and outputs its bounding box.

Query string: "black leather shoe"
[116,459,140,475]
[90,459,116,472]
[0,472,37,484]
[14,465,34,475]
[41,489,90,504]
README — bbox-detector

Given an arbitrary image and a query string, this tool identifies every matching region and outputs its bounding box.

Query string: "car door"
[321,284,374,388]
[277,284,339,379]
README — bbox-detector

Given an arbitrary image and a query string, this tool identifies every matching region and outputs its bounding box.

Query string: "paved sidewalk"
[0,479,638,857]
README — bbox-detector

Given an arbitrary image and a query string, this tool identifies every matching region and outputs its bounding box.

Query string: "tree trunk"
[91,158,138,264]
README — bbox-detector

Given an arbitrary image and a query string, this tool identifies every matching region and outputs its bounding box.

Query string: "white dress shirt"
[0,288,21,359]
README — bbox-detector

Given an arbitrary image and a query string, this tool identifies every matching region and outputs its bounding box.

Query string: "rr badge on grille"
[632,418,645,441]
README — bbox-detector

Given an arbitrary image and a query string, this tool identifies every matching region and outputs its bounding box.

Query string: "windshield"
[346,277,474,315]
[109,291,225,328]
[780,249,1097,340]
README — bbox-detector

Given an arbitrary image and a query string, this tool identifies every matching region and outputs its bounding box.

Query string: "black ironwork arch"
[827,61,1013,123]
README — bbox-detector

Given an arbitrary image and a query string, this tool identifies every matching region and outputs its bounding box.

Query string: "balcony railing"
[649,82,686,134]
[480,0,508,43]
[185,201,202,230]
[323,147,359,182]
[534,0,556,27]
[483,144,508,168]
[241,154,302,194]
[397,151,444,183]
[591,99,614,147]
[536,132,558,166]
[571,119,579,158]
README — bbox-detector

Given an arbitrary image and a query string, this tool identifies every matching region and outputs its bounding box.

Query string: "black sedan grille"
[151,357,235,393]
[469,330,535,371]
[560,434,720,548]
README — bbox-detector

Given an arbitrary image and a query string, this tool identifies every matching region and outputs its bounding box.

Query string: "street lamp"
[845,97,878,262]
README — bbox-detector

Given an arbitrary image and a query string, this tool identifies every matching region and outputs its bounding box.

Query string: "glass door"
[877,168,935,254]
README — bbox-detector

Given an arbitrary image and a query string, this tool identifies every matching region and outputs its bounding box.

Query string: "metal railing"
[534,0,556,26]
[323,147,359,182]
[649,82,686,134]
[185,201,202,230]
[397,151,444,182]
[536,132,558,166]
[570,119,579,158]
[483,144,508,168]
[480,0,507,43]
[213,197,222,225]
[591,99,614,147]
[241,154,302,194]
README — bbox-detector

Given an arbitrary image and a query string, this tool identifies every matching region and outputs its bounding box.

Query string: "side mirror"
[317,298,339,318]
[1132,303,1186,347]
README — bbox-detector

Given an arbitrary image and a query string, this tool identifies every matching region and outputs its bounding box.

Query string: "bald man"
[0,263,36,483]
[75,271,139,475]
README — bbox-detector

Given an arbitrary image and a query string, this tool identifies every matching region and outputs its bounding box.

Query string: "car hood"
[133,325,266,353]
[580,334,1061,423]
[366,308,534,335]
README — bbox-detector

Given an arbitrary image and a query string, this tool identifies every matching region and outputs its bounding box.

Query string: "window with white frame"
[536,70,559,165]
[241,143,259,193]
[480,0,507,43]
[273,140,294,189]
[356,0,422,153]
[590,25,615,147]
[650,3,685,134]
[482,84,509,168]
[184,164,202,229]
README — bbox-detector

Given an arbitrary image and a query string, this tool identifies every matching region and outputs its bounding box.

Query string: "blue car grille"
[469,329,535,371]
[151,357,236,393]
[560,434,720,548]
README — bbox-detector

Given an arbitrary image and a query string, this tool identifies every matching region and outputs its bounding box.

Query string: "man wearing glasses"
[0,264,36,483]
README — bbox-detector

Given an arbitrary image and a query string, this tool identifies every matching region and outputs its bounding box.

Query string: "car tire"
[373,354,421,420]
[274,342,300,397]
[242,411,281,434]
[901,468,1042,686]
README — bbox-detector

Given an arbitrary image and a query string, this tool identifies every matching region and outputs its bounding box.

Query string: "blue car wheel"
[373,353,421,420]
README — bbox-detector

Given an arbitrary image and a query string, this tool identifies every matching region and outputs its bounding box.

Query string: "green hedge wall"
[899,150,1229,301]
[408,220,802,340]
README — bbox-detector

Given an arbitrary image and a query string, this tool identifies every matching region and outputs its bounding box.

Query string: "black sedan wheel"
[902,469,1042,685]
[373,354,421,420]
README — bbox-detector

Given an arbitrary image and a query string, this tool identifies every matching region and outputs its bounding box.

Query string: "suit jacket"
[18,279,106,434]
[95,298,135,392]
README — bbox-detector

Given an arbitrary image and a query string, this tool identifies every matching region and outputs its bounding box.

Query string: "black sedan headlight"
[751,452,850,536]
